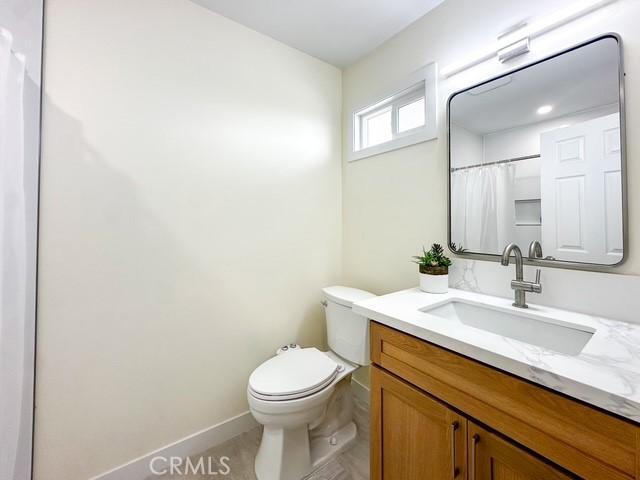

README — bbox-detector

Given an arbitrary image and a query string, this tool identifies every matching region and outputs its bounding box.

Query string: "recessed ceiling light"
[537,105,553,115]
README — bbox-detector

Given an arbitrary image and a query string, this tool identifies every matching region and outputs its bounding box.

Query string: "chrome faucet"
[501,243,542,308]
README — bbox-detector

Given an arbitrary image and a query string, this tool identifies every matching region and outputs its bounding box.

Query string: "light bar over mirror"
[447,34,626,269]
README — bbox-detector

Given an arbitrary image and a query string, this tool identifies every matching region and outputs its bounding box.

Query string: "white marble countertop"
[353,288,640,423]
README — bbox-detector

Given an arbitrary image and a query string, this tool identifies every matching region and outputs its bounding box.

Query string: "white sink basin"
[421,299,595,355]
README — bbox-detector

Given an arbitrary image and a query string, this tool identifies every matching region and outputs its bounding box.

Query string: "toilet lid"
[248,348,339,401]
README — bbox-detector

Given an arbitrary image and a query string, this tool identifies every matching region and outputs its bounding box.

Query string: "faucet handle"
[531,269,543,294]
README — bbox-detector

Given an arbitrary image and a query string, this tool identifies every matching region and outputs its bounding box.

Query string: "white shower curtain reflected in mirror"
[451,164,516,254]
[0,28,28,480]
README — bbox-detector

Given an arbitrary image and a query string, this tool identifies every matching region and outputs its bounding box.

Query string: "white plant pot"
[419,272,448,294]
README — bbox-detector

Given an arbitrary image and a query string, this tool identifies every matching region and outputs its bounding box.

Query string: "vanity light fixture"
[441,0,617,77]
[536,105,553,115]
[497,38,530,63]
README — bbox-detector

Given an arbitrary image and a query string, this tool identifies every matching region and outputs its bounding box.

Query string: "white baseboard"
[91,381,368,480]
[89,411,258,480]
[351,377,370,406]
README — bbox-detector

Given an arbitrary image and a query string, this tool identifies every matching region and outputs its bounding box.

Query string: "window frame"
[349,62,438,162]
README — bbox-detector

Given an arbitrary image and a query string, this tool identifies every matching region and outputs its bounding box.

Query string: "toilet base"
[310,420,357,469]
[254,421,358,480]
[255,424,311,480]
[309,378,357,468]
[253,379,357,480]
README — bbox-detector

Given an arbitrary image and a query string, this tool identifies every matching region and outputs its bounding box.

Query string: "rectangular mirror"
[448,34,626,268]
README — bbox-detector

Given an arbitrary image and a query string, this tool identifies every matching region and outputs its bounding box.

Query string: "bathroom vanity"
[355,289,640,480]
[370,31,640,479]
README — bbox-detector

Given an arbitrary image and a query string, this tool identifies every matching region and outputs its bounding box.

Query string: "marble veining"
[353,287,640,423]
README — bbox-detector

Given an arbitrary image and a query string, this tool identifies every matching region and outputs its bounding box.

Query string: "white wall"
[450,123,483,168]
[36,1,342,478]
[343,0,640,293]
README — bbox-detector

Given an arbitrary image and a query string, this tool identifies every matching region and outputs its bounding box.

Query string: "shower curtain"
[451,164,516,254]
[0,28,28,480]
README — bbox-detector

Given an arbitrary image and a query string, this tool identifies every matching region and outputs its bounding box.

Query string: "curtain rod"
[450,154,540,172]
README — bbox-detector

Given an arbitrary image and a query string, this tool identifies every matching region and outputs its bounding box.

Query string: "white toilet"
[247,286,375,480]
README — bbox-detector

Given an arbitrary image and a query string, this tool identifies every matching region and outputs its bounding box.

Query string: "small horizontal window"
[354,82,426,153]
[349,63,437,161]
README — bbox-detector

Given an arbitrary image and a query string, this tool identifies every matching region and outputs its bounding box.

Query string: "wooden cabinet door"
[371,366,466,480]
[468,422,576,480]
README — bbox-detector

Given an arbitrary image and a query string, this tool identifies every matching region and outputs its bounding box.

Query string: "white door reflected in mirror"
[540,114,623,264]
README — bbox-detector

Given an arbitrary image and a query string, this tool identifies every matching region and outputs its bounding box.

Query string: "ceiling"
[450,37,620,135]
[190,0,445,67]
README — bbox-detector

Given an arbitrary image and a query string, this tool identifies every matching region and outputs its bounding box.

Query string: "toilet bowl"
[247,286,375,480]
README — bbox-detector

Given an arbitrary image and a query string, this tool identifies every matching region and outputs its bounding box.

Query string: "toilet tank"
[322,286,376,366]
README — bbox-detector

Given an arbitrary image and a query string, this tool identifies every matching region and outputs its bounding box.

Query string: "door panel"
[604,169,623,255]
[371,366,466,480]
[540,113,622,264]
[468,422,575,480]
[555,175,585,251]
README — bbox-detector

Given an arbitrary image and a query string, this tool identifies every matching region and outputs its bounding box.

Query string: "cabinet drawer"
[371,321,640,480]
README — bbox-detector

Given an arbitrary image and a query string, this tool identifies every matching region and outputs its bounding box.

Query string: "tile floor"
[153,392,369,480]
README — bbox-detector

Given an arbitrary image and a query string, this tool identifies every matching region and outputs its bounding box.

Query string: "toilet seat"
[248,348,340,401]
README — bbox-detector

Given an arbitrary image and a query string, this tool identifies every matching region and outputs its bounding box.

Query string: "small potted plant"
[412,243,455,294]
